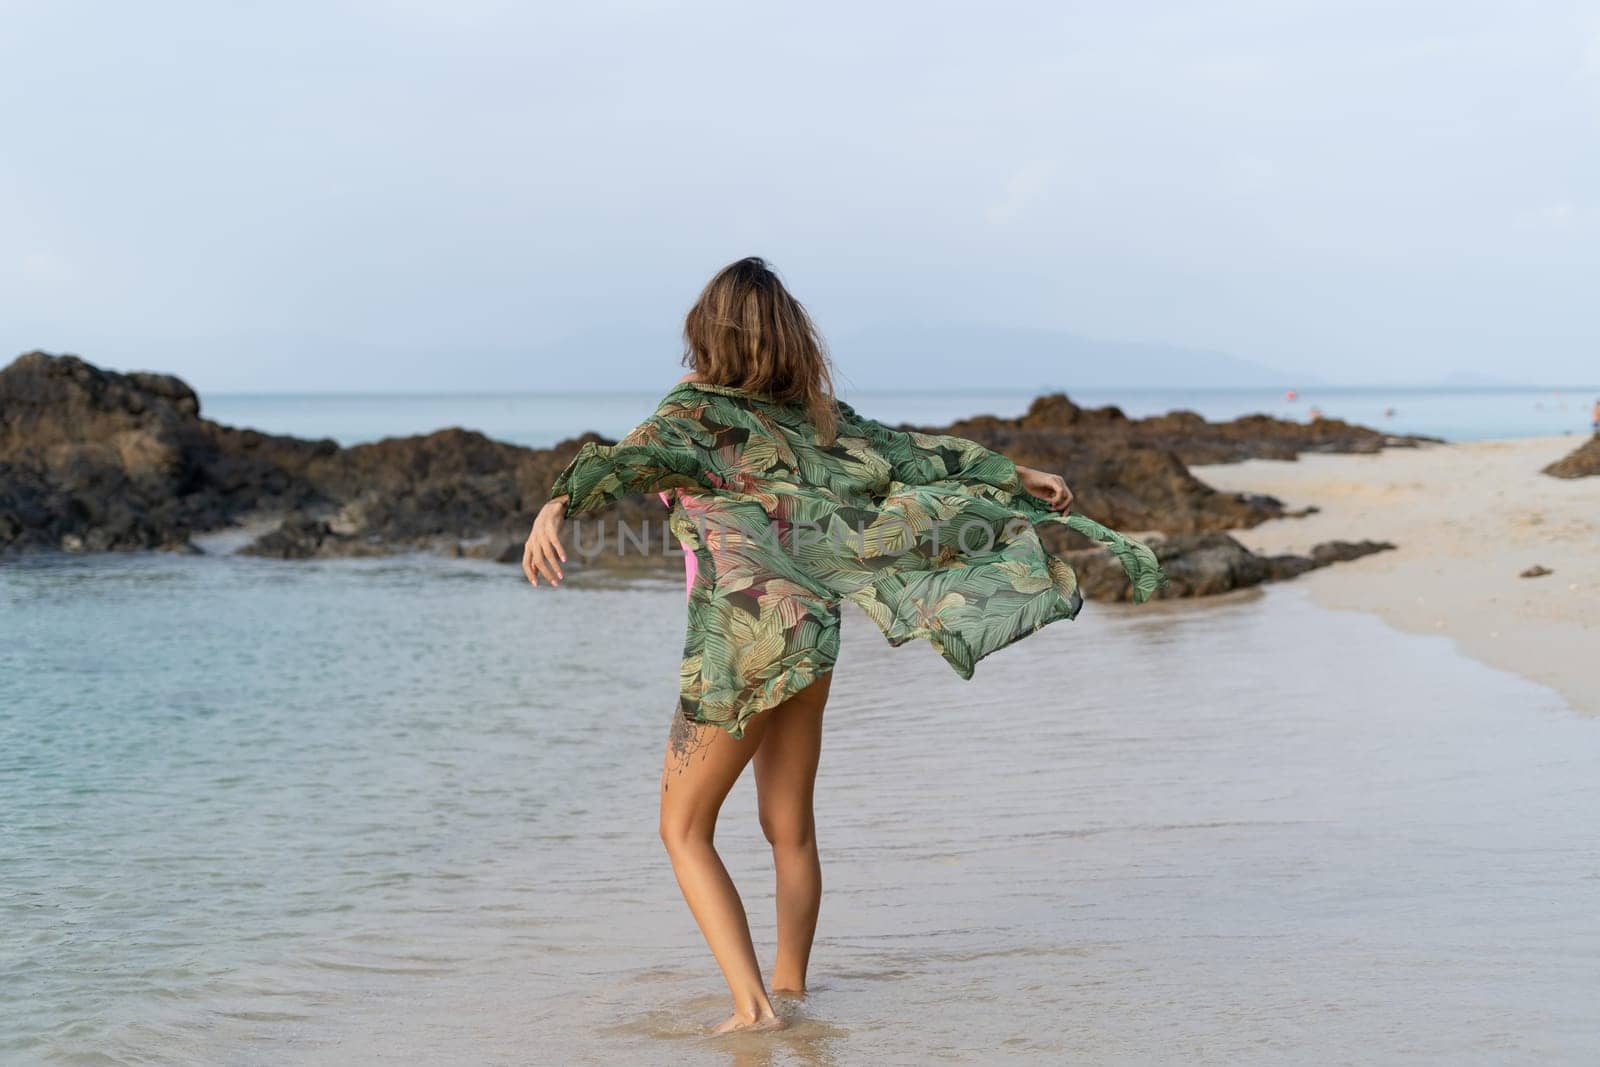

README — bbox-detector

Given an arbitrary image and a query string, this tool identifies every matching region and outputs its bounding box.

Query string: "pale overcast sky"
[2,1,1595,391]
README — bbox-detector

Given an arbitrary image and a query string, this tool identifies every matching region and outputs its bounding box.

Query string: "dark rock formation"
[1064,533,1393,601]
[1308,539,1395,567]
[1541,435,1600,479]
[0,352,335,552]
[241,516,343,560]
[935,392,1438,466]
[0,352,689,561]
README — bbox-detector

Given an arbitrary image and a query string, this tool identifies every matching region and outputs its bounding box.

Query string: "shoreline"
[1192,433,1599,715]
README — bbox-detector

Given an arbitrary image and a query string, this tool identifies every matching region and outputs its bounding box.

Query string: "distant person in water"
[1308,404,1324,422]
[519,257,1167,1034]
[1592,397,1599,434]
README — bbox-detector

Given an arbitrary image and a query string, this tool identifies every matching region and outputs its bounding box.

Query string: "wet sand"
[1193,434,1600,716]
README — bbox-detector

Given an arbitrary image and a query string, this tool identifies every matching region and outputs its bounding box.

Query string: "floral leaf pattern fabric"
[550,382,1168,738]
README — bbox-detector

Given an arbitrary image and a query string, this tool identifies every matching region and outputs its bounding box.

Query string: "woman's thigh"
[660,708,768,811]
[751,673,833,837]
[657,672,833,833]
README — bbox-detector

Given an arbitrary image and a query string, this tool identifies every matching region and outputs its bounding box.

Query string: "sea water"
[3,550,1597,1064]
[202,385,1600,449]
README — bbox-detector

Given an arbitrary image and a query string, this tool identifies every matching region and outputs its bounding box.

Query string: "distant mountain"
[829,324,1316,391]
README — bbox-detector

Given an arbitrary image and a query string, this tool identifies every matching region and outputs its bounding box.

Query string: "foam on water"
[2,552,1597,1064]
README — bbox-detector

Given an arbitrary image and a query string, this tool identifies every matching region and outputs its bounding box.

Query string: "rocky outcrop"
[1541,435,1600,479]
[0,352,335,552]
[238,428,674,563]
[935,392,1437,466]
[239,516,344,560]
[1,353,1404,600]
[907,394,1434,546]
[1064,533,1394,601]
[0,353,683,559]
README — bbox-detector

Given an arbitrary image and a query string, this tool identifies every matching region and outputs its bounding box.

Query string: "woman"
[522,257,1166,1034]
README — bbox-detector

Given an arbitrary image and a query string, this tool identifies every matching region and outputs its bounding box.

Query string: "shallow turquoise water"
[3,551,1597,1063]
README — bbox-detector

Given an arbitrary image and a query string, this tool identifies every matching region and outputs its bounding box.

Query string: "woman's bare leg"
[658,705,781,1033]
[753,672,832,995]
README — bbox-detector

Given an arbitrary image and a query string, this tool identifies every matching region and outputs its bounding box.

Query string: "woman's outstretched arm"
[524,412,705,586]
[549,415,705,515]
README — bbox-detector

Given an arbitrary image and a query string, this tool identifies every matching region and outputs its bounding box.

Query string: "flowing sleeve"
[838,401,1021,492]
[549,413,706,515]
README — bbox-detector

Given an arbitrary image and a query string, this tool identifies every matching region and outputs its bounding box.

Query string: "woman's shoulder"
[653,375,739,427]
[831,397,881,434]
[659,373,710,407]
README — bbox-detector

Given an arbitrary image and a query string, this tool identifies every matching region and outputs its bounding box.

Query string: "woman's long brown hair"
[682,257,838,444]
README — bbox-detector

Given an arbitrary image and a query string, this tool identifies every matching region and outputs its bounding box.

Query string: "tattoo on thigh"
[663,707,713,791]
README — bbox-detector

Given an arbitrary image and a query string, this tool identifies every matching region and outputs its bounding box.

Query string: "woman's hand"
[1017,465,1074,514]
[522,497,569,586]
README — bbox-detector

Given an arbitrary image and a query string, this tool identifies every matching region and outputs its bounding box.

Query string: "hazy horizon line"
[202,381,1600,399]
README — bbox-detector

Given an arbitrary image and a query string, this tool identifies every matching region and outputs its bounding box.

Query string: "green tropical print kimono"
[550,381,1167,738]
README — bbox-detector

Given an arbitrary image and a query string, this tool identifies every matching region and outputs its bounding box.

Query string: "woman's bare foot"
[712,1010,787,1035]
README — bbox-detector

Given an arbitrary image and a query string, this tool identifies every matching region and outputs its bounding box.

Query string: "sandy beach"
[1193,434,1600,716]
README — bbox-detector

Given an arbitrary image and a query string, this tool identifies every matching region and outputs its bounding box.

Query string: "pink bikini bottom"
[659,491,696,598]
